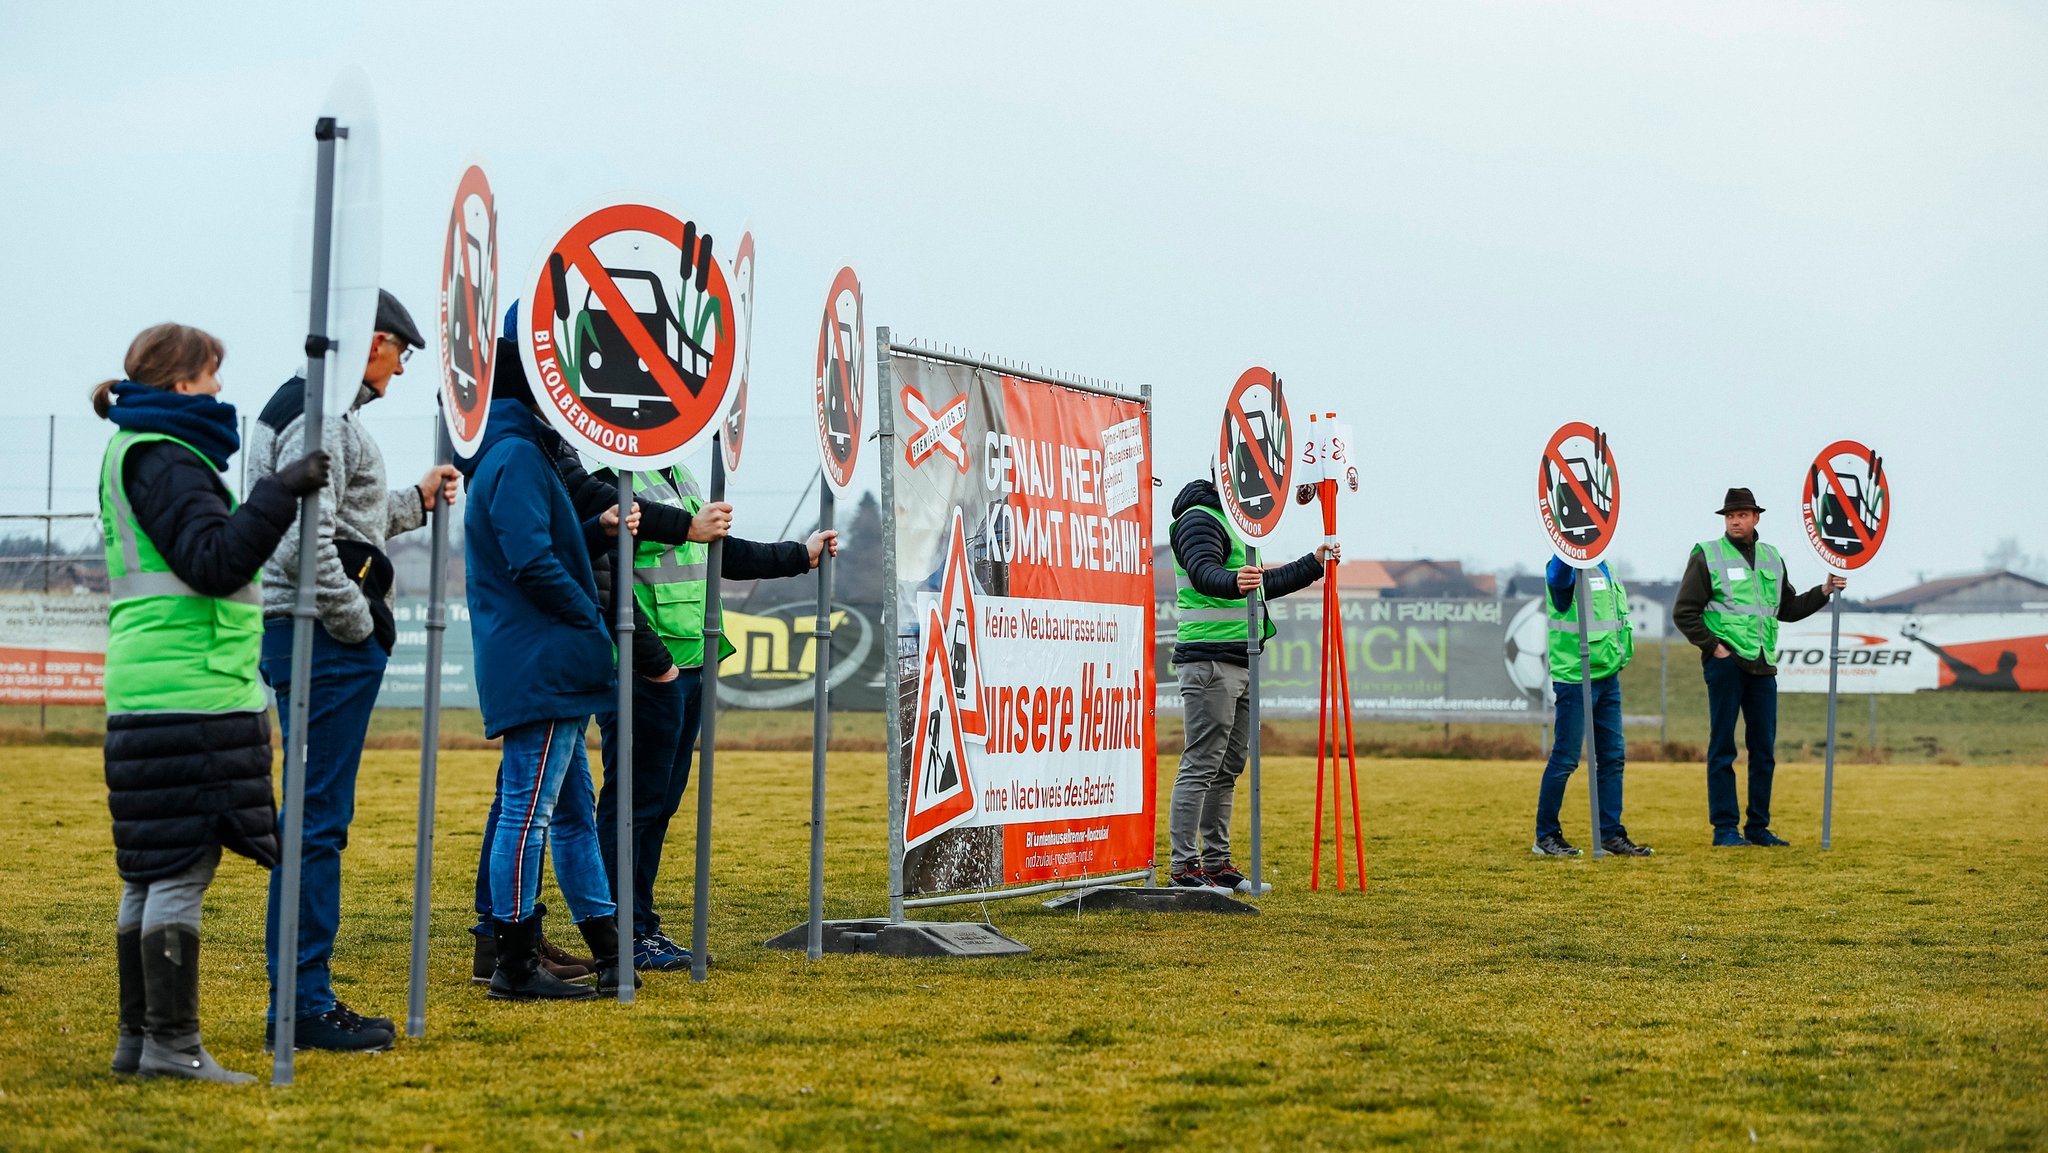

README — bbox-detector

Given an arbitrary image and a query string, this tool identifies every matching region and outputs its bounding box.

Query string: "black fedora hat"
[1715,487,1765,515]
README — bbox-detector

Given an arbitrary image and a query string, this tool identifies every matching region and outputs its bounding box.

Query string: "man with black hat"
[1673,487,1846,848]
[248,289,462,1049]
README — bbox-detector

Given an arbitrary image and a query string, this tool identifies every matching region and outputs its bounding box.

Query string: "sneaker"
[633,933,693,972]
[1205,864,1249,891]
[266,1007,395,1053]
[333,1000,396,1039]
[1713,829,1749,847]
[1601,835,1654,857]
[1531,834,1583,857]
[1746,828,1791,847]
[1168,869,1212,888]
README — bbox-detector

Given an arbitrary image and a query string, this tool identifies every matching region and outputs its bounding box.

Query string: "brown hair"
[90,323,226,418]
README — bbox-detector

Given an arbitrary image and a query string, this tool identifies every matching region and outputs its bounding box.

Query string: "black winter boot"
[576,916,643,994]
[487,914,598,1002]
[136,926,256,1084]
[112,927,144,1075]
[471,926,495,985]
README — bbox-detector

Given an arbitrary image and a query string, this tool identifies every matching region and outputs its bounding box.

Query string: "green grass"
[0,743,2043,1150]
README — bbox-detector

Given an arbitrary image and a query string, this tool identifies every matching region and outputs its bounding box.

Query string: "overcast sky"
[4,1,2041,593]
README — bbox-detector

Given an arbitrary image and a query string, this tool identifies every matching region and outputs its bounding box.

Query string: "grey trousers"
[1169,660,1253,872]
[117,846,220,937]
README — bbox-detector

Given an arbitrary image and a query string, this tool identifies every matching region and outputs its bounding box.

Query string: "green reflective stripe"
[1704,601,1772,617]
[633,555,709,585]
[110,572,260,605]
[1548,617,1625,633]
[1178,605,1249,624]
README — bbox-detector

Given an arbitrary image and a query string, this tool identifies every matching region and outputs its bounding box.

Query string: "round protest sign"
[437,163,496,456]
[518,200,734,469]
[814,265,865,492]
[1802,439,1888,571]
[1216,366,1292,541]
[1536,421,1619,568]
[721,228,755,474]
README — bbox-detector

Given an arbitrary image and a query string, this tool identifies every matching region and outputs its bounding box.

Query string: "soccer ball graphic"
[1503,597,1554,701]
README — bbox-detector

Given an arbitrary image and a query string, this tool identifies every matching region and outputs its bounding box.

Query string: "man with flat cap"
[249,289,463,1050]
[1673,487,1845,848]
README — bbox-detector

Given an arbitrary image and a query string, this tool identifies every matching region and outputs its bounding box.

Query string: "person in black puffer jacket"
[91,324,330,1083]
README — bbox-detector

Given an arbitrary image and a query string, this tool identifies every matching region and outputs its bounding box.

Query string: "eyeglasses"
[377,332,414,365]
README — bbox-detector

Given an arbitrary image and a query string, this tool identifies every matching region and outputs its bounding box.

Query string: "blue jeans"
[595,668,700,939]
[1704,655,1778,834]
[483,717,615,926]
[260,618,388,1020]
[1536,674,1627,842]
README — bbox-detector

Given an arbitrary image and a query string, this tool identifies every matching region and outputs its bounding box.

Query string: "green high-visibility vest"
[629,467,713,668]
[98,430,265,716]
[1697,536,1783,661]
[1546,563,1633,683]
[1172,506,1276,648]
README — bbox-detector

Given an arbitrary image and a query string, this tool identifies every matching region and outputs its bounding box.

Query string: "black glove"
[274,450,332,496]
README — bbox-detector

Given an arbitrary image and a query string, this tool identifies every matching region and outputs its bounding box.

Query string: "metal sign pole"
[876,328,906,923]
[691,438,725,982]
[614,471,636,1003]
[405,411,452,1038]
[807,481,836,960]
[274,116,341,1085]
[1578,578,1601,860]
[1244,544,1264,896]
[1821,592,1843,849]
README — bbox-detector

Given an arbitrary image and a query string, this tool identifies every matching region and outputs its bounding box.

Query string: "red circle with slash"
[1536,421,1621,568]
[1216,366,1293,542]
[520,200,735,468]
[438,163,497,458]
[1801,439,1888,570]
[813,265,865,492]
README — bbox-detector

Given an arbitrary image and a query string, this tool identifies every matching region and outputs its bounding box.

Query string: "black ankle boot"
[487,914,598,1002]
[576,916,642,994]
[112,927,144,1075]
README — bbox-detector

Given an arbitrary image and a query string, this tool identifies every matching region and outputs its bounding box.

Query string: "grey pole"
[1821,591,1843,849]
[614,471,636,1003]
[876,328,906,924]
[1869,691,1878,754]
[691,439,725,982]
[807,480,836,960]
[1245,544,1264,896]
[42,415,52,731]
[275,115,341,1084]
[405,410,453,1038]
[1577,575,1602,859]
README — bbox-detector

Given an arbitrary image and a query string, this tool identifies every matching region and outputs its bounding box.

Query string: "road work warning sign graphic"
[907,603,977,850]
[519,200,733,468]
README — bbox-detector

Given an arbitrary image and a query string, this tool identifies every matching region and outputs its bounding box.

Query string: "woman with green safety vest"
[1672,488,1843,848]
[1530,557,1652,858]
[92,324,330,1083]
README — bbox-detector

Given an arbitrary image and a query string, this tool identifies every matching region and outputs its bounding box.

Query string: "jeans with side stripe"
[483,718,616,926]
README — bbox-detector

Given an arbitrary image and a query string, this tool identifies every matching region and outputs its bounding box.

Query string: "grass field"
[0,740,2043,1151]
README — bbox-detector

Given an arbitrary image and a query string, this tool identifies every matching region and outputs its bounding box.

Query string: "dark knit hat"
[1715,487,1765,515]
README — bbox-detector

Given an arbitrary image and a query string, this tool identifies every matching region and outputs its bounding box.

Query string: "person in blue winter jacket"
[456,349,623,1002]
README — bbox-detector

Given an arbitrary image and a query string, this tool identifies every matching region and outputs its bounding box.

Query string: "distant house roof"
[1865,569,2048,611]
[1331,560,1395,591]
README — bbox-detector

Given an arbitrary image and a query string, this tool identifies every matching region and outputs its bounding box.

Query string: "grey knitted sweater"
[249,380,427,643]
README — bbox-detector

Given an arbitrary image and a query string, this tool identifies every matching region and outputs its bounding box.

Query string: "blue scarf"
[106,382,241,472]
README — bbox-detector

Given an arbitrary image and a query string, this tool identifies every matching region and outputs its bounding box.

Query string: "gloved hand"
[275,451,332,496]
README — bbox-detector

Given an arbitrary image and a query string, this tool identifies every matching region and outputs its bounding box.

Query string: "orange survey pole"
[1334,574,1366,891]
[1310,571,1331,891]
[1327,573,1347,891]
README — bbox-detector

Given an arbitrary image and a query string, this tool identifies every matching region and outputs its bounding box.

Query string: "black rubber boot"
[576,916,642,994]
[112,927,144,1075]
[136,926,255,1084]
[487,914,598,1002]
[471,927,495,985]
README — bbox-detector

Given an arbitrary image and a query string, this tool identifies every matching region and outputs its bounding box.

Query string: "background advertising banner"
[1772,612,2048,693]
[887,350,1155,896]
[0,593,106,704]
